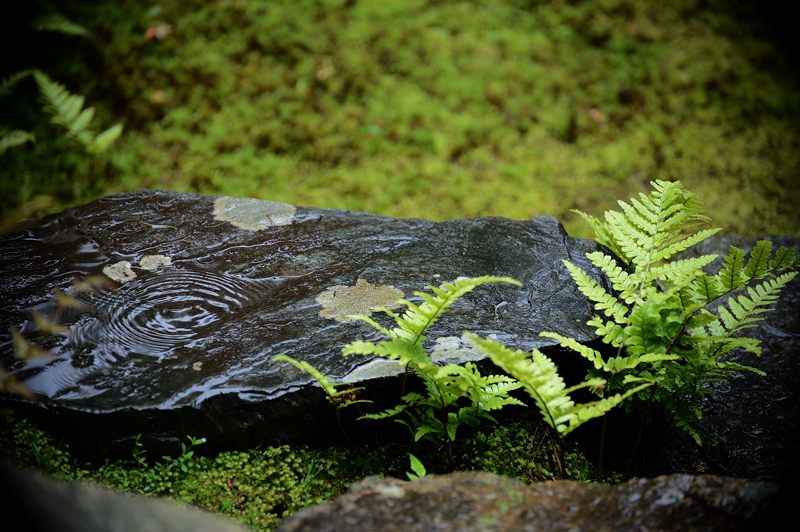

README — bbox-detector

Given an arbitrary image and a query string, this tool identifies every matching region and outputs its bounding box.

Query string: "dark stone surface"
[0,461,248,532]
[277,471,783,532]
[0,191,601,458]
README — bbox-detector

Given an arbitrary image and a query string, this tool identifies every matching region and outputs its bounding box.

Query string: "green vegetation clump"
[0,415,592,531]
[2,0,799,237]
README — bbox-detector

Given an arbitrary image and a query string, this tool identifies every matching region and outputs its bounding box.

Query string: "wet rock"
[277,471,783,531]
[0,461,248,532]
[0,191,601,458]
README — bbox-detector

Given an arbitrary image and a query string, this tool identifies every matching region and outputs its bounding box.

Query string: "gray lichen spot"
[102,261,137,284]
[316,278,404,322]
[213,196,296,230]
[374,484,406,498]
[430,334,490,364]
[139,254,173,270]
[340,358,405,383]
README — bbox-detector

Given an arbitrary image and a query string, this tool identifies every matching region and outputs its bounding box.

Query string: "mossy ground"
[2,0,799,237]
[0,414,596,531]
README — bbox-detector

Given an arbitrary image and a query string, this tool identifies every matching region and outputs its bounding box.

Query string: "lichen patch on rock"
[316,278,404,322]
[139,255,173,270]
[213,197,296,230]
[102,261,137,283]
[430,334,490,364]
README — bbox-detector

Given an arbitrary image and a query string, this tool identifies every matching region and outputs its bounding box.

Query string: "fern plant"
[343,276,525,446]
[466,333,650,476]
[544,179,799,444]
[32,71,123,154]
[0,11,122,155]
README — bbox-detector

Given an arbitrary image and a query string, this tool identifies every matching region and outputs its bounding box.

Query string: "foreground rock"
[277,471,783,531]
[0,191,600,458]
[1,461,247,532]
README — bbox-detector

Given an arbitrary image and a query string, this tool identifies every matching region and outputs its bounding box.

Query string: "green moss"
[0,414,605,531]
[2,0,798,237]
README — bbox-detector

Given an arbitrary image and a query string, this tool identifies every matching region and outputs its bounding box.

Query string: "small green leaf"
[407,453,426,480]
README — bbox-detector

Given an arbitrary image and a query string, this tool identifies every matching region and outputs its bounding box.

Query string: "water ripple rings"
[73,268,282,359]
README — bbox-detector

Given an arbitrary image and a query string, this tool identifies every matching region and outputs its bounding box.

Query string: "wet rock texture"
[277,471,782,531]
[0,191,600,457]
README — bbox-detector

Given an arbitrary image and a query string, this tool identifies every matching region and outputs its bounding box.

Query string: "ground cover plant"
[1,0,799,238]
[0,414,593,531]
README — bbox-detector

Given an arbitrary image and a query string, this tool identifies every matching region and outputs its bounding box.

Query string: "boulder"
[276,471,783,531]
[0,461,248,532]
[0,191,601,459]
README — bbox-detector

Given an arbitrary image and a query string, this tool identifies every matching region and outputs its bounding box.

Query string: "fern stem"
[334,407,350,445]
[624,416,647,478]
[598,415,607,477]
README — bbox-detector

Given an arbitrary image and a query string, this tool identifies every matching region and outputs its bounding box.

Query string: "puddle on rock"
[76,268,284,358]
[19,267,285,399]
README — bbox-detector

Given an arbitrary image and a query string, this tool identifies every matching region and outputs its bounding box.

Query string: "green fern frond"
[91,123,123,153]
[272,354,370,408]
[743,240,773,279]
[33,70,122,154]
[586,251,639,302]
[605,353,679,372]
[358,403,409,421]
[714,272,797,337]
[690,272,724,305]
[716,246,746,292]
[32,13,91,37]
[653,228,722,264]
[344,276,520,370]
[769,246,797,270]
[342,338,429,368]
[467,333,639,436]
[467,334,570,432]
[718,360,766,376]
[648,255,718,283]
[539,331,606,370]
[0,127,35,155]
[344,314,394,337]
[587,180,720,268]
[625,293,683,356]
[563,260,629,322]
[587,316,626,347]
[674,411,702,446]
[572,210,623,258]
[397,276,521,346]
[0,70,34,100]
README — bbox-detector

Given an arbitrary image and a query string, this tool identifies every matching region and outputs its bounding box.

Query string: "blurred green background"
[2,0,799,238]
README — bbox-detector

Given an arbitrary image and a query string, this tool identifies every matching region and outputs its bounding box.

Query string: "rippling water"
[74,267,283,359]
[19,266,284,398]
